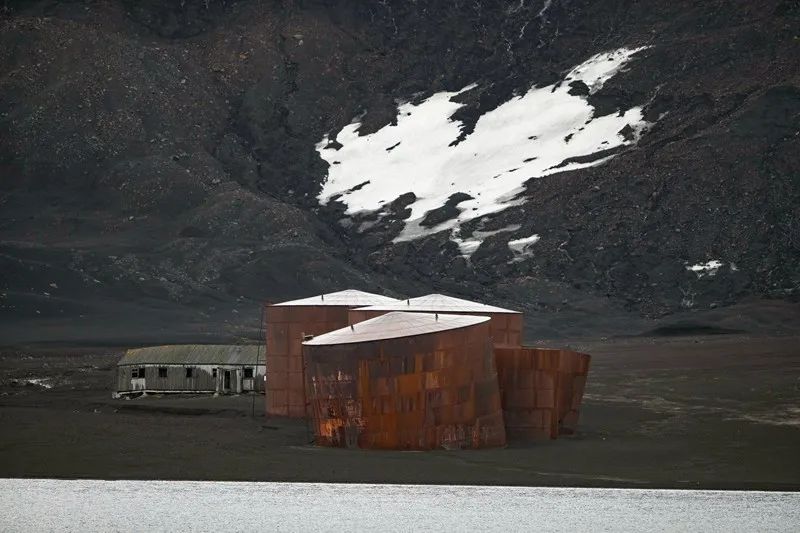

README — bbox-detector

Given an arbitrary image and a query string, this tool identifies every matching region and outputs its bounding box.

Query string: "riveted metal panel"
[265,304,357,418]
[495,347,591,440]
[304,321,506,450]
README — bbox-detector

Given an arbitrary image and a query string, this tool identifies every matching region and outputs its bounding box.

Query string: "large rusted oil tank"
[348,293,523,348]
[303,312,507,450]
[265,289,399,418]
[494,347,591,440]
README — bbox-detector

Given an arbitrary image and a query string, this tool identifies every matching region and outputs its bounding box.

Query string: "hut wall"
[116,364,265,394]
[348,309,522,348]
[304,322,506,450]
[494,347,590,440]
[265,305,351,417]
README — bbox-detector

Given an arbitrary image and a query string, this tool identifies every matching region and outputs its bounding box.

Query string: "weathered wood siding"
[116,364,265,394]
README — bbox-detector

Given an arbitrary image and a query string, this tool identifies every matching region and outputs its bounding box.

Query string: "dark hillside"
[1,0,798,344]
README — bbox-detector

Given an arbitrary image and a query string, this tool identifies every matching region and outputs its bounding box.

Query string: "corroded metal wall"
[494,347,591,440]
[348,309,523,348]
[265,305,351,417]
[304,322,507,450]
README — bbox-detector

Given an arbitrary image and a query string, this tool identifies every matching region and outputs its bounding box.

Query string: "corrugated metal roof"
[354,293,520,314]
[272,289,400,307]
[303,311,489,346]
[118,345,263,366]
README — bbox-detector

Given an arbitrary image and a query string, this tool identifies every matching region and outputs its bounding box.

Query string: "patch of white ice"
[537,0,554,18]
[686,260,723,278]
[453,236,482,257]
[26,378,53,389]
[316,47,653,245]
[564,47,645,94]
[508,234,541,262]
[451,224,522,258]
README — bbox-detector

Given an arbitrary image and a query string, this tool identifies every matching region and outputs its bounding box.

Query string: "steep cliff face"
[1,0,798,343]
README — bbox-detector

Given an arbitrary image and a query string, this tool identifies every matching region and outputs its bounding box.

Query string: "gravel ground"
[1,334,798,489]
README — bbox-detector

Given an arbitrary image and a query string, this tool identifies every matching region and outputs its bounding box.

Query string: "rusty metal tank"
[348,293,523,348]
[494,346,591,440]
[303,312,507,450]
[265,289,399,418]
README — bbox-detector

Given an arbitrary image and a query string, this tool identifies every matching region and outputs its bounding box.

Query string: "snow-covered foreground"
[316,47,655,254]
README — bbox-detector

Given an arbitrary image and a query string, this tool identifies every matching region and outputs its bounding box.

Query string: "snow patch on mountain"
[687,260,724,278]
[316,47,653,246]
[451,224,522,258]
[508,234,541,262]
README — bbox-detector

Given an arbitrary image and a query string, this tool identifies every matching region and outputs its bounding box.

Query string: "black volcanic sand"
[1,335,799,489]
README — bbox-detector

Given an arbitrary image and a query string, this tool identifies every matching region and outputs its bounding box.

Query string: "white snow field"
[316,47,653,254]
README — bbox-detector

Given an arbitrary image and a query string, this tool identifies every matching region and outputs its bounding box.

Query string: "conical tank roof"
[303,311,490,346]
[272,289,400,307]
[354,293,520,314]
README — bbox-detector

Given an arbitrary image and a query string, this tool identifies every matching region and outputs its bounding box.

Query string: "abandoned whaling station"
[115,288,590,450]
[263,289,591,450]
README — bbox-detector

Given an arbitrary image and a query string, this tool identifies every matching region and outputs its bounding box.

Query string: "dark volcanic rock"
[1,0,798,344]
[420,192,474,229]
[567,80,590,96]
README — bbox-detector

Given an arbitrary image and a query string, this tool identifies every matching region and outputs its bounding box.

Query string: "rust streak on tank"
[495,347,591,440]
[303,312,507,450]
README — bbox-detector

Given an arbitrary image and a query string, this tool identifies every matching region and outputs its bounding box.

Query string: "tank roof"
[271,289,399,307]
[354,293,520,314]
[303,311,490,346]
[118,344,262,366]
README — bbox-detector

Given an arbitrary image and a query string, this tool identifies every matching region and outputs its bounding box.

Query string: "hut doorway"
[242,367,254,392]
[223,370,232,392]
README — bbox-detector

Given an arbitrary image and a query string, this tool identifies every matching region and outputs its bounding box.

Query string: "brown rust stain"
[265,305,351,418]
[269,300,591,444]
[305,321,506,450]
[495,347,591,440]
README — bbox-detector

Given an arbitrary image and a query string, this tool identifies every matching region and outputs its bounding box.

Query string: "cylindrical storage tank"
[265,289,399,418]
[303,311,507,450]
[348,293,523,348]
[495,347,591,440]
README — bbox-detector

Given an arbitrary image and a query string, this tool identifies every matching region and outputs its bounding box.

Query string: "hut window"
[212,368,217,378]
[244,368,254,378]
[186,367,193,378]
[131,367,145,378]
[158,367,167,378]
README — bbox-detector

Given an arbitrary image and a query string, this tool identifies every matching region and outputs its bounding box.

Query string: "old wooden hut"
[115,344,265,396]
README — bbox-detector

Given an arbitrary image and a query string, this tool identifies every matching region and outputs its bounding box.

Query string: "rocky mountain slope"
[1,0,798,344]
